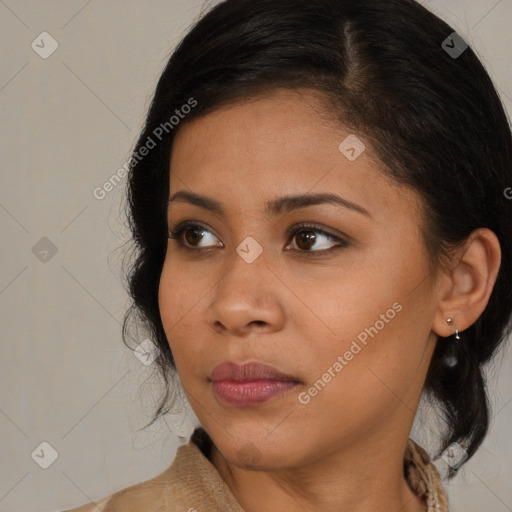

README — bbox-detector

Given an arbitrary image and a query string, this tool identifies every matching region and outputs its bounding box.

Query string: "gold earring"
[446,317,460,340]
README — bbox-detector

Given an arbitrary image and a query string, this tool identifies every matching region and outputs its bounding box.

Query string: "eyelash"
[167,221,348,254]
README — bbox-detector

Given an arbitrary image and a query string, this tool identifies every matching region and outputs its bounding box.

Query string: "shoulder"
[60,431,242,512]
[61,493,113,512]
[61,458,179,512]
[60,445,183,512]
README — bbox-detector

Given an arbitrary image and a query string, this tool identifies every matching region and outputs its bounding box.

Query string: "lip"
[209,361,301,407]
[209,361,299,382]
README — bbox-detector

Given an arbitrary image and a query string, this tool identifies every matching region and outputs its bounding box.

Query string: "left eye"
[168,222,348,253]
[287,224,347,252]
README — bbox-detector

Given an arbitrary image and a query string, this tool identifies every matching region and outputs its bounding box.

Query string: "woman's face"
[159,88,441,469]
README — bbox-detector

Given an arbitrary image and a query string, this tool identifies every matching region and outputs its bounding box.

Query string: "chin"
[212,429,301,471]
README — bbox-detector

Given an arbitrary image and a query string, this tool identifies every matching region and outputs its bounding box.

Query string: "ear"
[432,228,501,338]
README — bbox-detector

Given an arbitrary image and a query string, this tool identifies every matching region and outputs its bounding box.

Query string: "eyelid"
[285,223,344,242]
[168,220,224,246]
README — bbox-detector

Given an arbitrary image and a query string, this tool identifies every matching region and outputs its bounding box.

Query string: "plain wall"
[0,1,510,511]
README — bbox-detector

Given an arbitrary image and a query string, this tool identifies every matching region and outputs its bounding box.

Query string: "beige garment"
[63,429,450,512]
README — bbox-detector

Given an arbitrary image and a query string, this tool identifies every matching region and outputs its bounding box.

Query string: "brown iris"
[295,230,316,251]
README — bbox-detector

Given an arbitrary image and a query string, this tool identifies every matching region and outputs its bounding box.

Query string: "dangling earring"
[446,317,460,340]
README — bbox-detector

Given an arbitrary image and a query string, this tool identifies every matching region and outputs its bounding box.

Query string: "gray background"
[0,1,510,511]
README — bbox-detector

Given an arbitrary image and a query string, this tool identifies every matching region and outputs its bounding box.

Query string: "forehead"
[170,89,342,171]
[168,89,422,223]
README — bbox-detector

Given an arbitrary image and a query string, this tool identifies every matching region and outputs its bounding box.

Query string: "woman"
[64,0,512,510]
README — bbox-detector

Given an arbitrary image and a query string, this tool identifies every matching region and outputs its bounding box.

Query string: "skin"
[158,88,501,512]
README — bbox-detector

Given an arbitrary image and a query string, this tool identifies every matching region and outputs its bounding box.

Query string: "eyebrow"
[167,190,371,218]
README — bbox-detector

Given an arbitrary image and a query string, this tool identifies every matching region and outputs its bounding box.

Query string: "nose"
[205,249,285,337]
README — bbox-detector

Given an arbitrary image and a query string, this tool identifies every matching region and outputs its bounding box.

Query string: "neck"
[209,432,428,512]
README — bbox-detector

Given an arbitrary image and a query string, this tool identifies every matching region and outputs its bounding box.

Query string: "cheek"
[291,260,408,346]
[296,307,424,433]
[295,246,434,391]
[157,258,208,374]
[158,261,176,330]
[158,255,201,327]
[158,261,187,356]
[308,305,434,428]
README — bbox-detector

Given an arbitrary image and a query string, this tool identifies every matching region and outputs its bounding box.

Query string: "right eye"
[168,221,222,250]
